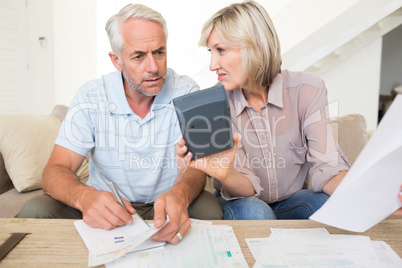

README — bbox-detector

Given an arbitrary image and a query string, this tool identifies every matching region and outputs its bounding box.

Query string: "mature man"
[16,4,222,244]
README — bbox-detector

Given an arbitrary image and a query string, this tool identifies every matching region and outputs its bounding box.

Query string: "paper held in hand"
[310,94,402,232]
[74,214,168,267]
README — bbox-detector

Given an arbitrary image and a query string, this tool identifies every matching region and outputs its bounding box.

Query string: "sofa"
[0,105,371,218]
[0,105,89,218]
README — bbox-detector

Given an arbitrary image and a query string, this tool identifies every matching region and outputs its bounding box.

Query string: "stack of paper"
[74,214,167,267]
[106,224,249,268]
[246,228,402,268]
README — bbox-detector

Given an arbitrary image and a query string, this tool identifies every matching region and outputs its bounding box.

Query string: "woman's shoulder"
[281,69,325,91]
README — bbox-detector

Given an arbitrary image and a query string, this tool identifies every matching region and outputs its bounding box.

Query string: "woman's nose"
[209,55,220,72]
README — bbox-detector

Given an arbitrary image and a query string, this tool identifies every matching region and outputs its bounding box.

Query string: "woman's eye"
[217,48,224,53]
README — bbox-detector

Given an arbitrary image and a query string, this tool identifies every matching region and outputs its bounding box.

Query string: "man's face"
[111,18,167,96]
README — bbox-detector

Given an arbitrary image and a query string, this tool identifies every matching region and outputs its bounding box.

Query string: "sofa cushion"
[0,114,62,192]
[330,114,369,165]
[0,188,44,218]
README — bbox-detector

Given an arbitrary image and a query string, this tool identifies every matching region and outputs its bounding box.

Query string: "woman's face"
[207,28,245,91]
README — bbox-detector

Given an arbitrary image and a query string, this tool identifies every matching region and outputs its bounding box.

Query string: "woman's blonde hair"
[199,0,281,89]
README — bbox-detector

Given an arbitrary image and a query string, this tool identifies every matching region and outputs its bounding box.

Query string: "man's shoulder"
[74,71,121,102]
[166,68,200,97]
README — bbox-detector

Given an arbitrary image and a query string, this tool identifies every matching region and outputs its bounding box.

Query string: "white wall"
[273,0,359,54]
[53,0,97,107]
[322,39,382,130]
[27,0,54,114]
[26,0,97,114]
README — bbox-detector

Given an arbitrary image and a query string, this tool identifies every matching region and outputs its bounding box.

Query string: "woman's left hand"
[175,139,193,175]
[187,132,241,182]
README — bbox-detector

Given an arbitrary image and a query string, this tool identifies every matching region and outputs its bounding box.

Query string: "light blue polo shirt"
[56,69,199,203]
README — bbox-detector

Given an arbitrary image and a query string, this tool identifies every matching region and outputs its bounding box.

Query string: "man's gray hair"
[105,4,168,57]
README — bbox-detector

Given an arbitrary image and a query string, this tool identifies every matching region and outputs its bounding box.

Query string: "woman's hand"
[175,139,193,175]
[175,132,254,197]
[176,133,241,182]
[393,185,402,216]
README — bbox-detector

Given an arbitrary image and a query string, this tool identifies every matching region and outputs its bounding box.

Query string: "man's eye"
[133,55,142,60]
[217,48,224,53]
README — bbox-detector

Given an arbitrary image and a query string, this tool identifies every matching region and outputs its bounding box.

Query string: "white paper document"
[247,228,402,268]
[371,240,402,267]
[247,228,352,267]
[310,94,402,232]
[106,225,249,268]
[74,214,167,267]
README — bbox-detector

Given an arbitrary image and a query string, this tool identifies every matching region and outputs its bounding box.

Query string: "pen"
[107,181,127,211]
[107,180,150,227]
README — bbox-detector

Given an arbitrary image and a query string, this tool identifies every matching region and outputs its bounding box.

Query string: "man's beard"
[122,70,166,97]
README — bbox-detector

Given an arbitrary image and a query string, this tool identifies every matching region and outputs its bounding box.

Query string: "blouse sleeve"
[301,81,351,192]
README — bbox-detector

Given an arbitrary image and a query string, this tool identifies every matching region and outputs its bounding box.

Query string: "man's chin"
[138,85,164,96]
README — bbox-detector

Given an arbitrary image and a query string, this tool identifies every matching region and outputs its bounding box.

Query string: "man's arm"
[152,165,206,244]
[42,145,135,229]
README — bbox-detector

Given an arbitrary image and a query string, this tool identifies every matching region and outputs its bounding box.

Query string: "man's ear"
[109,52,123,71]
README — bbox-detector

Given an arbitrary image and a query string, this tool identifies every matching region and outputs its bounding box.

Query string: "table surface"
[1,218,401,267]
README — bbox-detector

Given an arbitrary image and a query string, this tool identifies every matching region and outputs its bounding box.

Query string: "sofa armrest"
[51,105,69,122]
[0,152,14,195]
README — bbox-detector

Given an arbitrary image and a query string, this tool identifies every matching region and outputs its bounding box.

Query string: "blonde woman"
[178,1,350,220]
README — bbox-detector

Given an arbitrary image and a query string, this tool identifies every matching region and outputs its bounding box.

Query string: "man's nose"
[145,55,159,73]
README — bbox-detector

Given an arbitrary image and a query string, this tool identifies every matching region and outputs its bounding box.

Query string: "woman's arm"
[321,170,347,195]
[176,133,255,197]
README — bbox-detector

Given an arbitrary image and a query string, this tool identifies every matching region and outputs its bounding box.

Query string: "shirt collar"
[104,71,132,115]
[232,72,284,117]
[268,72,284,108]
[152,68,174,110]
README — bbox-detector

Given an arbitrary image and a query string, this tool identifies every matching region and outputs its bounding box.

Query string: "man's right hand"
[79,187,136,230]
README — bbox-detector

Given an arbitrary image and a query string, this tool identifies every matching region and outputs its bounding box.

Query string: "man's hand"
[151,189,191,245]
[79,187,136,230]
[152,139,208,244]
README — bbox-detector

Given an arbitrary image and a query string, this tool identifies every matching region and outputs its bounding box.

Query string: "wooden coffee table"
[1,218,401,267]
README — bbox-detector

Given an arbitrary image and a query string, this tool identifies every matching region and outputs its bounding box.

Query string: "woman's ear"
[108,52,123,71]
